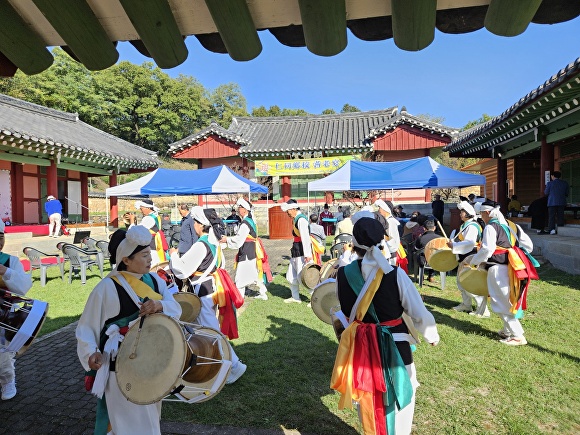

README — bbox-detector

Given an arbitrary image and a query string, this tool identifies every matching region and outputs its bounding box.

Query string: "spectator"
[544,171,569,235]
[414,219,440,282]
[431,194,444,225]
[507,195,522,216]
[44,195,63,238]
[309,214,326,243]
[334,205,344,223]
[334,207,353,236]
[226,208,241,223]
[528,196,549,234]
[393,205,407,218]
[402,211,424,241]
[177,204,197,256]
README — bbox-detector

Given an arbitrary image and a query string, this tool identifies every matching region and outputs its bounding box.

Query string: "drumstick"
[436,219,449,240]
[129,297,149,359]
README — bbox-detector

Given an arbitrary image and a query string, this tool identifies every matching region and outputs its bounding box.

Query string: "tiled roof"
[444,57,580,155]
[0,94,158,172]
[366,108,459,140]
[230,109,399,157]
[168,121,249,155]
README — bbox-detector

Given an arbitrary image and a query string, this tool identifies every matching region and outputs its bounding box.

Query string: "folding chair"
[413,248,446,289]
[61,244,103,284]
[22,247,65,287]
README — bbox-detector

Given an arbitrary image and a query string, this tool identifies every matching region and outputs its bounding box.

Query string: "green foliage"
[463,113,493,131]
[340,103,361,113]
[251,104,310,117]
[415,112,446,125]
[322,108,337,115]
[0,48,248,155]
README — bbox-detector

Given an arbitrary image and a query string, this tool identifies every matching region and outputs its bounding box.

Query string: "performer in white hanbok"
[470,201,535,346]
[223,198,268,300]
[0,220,33,401]
[374,199,401,265]
[170,206,247,384]
[76,226,181,435]
[447,201,489,317]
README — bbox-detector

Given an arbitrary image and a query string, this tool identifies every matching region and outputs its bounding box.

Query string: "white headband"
[479,204,497,213]
[115,225,152,266]
[190,206,210,226]
[280,202,300,212]
[351,210,375,225]
[236,197,251,211]
[47,195,56,201]
[374,199,392,215]
[135,200,159,212]
[457,201,476,217]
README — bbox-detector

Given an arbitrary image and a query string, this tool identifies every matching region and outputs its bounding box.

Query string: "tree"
[462,114,492,131]
[321,108,336,115]
[251,105,310,117]
[341,103,361,113]
[209,83,248,127]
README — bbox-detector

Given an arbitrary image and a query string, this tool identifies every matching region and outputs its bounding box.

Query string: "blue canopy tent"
[105,166,267,231]
[307,157,485,192]
[106,166,267,196]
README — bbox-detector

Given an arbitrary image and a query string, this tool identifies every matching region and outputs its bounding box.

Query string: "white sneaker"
[307,302,312,308]
[1,382,16,400]
[549,230,557,235]
[500,336,527,346]
[469,311,490,318]
[254,293,268,300]
[452,304,471,313]
[226,362,247,384]
[284,297,302,304]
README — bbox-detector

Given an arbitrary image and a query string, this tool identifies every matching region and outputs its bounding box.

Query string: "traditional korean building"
[444,57,580,211]
[0,94,158,228]
[169,107,458,204]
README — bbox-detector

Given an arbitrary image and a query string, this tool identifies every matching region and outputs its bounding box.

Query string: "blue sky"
[117,16,580,129]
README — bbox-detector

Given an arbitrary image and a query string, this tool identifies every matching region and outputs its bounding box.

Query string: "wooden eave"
[445,58,580,159]
[1,1,579,76]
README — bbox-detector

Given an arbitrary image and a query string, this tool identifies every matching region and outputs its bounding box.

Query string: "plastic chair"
[95,240,111,262]
[22,247,65,287]
[61,244,103,284]
[333,233,353,245]
[81,237,98,250]
[413,248,446,289]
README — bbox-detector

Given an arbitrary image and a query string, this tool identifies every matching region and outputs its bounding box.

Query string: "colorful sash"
[292,214,323,265]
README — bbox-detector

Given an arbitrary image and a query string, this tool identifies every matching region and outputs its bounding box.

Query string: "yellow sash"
[330,269,384,433]
[112,272,162,301]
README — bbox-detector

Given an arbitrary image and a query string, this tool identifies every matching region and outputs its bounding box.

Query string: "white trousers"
[0,350,16,385]
[487,265,524,338]
[286,256,305,300]
[48,213,61,236]
[456,275,489,315]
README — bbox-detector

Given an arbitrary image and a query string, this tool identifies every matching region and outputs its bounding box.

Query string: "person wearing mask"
[44,195,63,238]
[331,217,440,435]
[281,200,313,303]
[544,171,569,235]
[470,201,535,345]
[76,225,181,434]
[0,220,33,400]
[447,201,488,317]
[177,204,197,256]
[169,206,247,382]
[222,198,269,301]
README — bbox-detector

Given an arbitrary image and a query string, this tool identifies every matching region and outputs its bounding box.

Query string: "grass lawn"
[27,257,580,434]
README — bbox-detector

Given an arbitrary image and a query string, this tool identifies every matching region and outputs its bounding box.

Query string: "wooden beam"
[502,140,541,159]
[0,152,51,166]
[0,2,53,75]
[119,0,187,68]
[298,0,347,56]
[32,0,118,71]
[58,162,111,175]
[204,0,262,61]
[391,0,437,51]
[485,0,543,37]
[546,123,580,144]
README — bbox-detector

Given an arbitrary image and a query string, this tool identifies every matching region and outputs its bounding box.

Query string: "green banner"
[254,155,358,176]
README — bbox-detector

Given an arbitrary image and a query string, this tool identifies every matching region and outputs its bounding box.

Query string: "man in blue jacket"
[44,195,63,238]
[544,171,569,235]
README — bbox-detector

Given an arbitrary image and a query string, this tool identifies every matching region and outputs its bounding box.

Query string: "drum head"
[173,293,201,323]
[150,261,170,273]
[16,301,49,357]
[116,314,187,405]
[311,279,338,325]
[300,263,321,290]
[425,237,458,272]
[320,258,338,281]
[178,326,231,403]
[459,255,488,296]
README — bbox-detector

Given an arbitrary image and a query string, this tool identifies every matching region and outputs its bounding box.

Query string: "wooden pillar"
[497,158,508,213]
[47,160,58,199]
[80,172,89,222]
[281,176,291,202]
[109,172,118,227]
[11,162,24,223]
[540,134,553,197]
[197,195,205,207]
